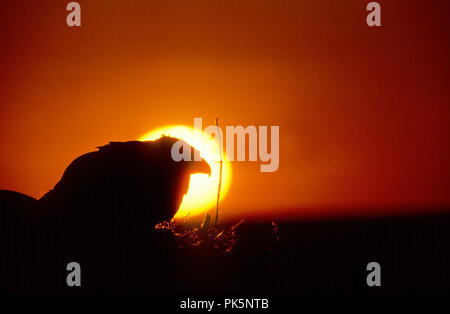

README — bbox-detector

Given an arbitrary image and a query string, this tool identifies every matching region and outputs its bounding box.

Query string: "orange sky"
[1,1,449,220]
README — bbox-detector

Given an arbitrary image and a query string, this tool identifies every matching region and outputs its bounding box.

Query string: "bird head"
[145,136,211,221]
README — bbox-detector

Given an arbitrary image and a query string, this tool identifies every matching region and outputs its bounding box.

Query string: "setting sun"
[140,125,232,218]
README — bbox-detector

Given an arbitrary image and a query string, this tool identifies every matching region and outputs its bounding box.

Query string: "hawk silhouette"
[0,136,210,291]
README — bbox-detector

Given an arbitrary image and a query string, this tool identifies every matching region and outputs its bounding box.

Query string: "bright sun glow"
[139,125,231,218]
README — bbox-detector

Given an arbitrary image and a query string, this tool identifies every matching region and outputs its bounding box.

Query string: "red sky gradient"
[1,1,449,220]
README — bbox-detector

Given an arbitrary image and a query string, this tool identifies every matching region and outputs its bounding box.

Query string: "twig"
[215,117,223,227]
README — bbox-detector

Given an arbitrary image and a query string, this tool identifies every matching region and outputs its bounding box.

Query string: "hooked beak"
[190,158,211,177]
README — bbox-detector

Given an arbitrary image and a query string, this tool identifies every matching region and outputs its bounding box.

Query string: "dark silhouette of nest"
[155,215,243,254]
[155,214,280,256]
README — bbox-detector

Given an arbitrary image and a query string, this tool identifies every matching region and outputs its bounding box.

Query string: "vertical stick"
[215,117,223,227]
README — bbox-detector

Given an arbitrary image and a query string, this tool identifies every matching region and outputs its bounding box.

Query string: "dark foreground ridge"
[150,210,450,294]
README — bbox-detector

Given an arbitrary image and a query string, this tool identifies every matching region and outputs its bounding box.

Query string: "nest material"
[155,215,245,254]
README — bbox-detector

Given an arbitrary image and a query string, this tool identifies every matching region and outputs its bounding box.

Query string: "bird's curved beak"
[190,158,211,177]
